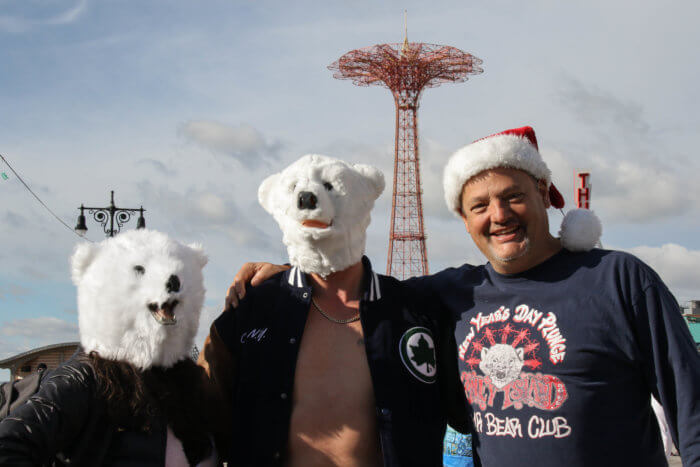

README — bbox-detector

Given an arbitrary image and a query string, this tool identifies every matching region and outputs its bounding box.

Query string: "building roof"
[0,342,80,368]
[684,318,700,345]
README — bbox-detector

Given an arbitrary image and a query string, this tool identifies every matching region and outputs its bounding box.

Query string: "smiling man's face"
[460,167,560,274]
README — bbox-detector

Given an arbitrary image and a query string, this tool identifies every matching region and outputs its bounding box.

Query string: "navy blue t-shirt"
[409,248,700,467]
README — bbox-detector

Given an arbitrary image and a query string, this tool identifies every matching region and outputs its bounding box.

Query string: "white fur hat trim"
[443,133,551,216]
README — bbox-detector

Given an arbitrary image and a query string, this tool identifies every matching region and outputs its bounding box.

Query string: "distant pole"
[75,190,146,237]
[329,31,483,279]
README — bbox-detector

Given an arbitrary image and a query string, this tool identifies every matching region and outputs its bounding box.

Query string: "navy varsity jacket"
[210,257,469,467]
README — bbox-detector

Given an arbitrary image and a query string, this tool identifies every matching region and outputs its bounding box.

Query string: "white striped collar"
[286,265,308,288]
[284,257,382,302]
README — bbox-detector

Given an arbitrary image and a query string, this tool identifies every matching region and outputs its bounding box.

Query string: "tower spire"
[330,37,483,279]
[401,10,409,56]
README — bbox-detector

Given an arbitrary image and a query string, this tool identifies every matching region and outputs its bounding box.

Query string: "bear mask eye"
[134,265,145,275]
[323,182,333,191]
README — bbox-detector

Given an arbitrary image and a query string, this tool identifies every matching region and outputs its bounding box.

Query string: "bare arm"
[224,262,290,308]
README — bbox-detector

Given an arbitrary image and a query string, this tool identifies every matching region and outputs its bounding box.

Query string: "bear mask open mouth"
[301,219,332,229]
[147,299,179,325]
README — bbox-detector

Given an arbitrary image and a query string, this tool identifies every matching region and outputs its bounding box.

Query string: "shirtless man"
[199,155,466,466]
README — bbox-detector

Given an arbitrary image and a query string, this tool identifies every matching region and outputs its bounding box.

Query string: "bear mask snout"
[298,191,318,210]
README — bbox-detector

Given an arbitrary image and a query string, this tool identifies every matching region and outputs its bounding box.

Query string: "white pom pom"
[559,209,602,252]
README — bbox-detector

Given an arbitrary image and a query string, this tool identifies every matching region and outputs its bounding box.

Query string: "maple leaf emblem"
[410,334,436,371]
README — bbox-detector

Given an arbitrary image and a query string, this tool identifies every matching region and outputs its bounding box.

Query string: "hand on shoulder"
[224,262,290,309]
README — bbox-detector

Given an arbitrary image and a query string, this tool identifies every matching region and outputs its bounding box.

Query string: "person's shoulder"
[39,352,97,393]
[419,262,487,288]
[238,269,292,305]
[432,262,485,279]
[565,248,664,288]
[571,248,657,273]
[215,269,291,328]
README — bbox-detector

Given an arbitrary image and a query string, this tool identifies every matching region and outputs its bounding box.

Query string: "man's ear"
[460,213,471,234]
[537,179,551,208]
[459,189,471,233]
[258,173,280,214]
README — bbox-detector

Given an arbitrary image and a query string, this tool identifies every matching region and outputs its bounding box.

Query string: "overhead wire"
[0,153,93,242]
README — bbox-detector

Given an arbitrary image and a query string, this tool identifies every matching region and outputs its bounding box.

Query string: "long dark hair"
[87,352,214,464]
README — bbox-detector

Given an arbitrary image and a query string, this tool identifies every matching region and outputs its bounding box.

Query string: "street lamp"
[75,191,146,237]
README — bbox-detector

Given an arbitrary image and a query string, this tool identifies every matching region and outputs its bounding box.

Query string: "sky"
[1,0,699,381]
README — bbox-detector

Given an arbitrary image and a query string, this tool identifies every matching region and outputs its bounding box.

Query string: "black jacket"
[211,257,469,466]
[0,354,214,466]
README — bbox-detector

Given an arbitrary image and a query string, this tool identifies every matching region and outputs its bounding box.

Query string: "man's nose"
[298,191,318,210]
[491,201,513,223]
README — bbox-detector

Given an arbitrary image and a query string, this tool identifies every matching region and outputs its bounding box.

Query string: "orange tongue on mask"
[302,220,330,228]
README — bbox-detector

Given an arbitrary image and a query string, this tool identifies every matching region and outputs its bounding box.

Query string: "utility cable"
[0,153,93,242]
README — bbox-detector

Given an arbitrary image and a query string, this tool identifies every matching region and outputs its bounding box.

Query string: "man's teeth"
[492,227,519,236]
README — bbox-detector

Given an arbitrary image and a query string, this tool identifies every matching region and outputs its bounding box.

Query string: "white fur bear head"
[258,154,384,277]
[70,229,208,370]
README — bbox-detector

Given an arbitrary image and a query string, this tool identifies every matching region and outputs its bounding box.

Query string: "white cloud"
[0,0,87,33]
[0,283,31,300]
[46,0,87,25]
[625,243,700,302]
[136,182,276,249]
[0,317,78,340]
[558,78,650,138]
[136,159,177,177]
[545,146,697,223]
[179,121,281,169]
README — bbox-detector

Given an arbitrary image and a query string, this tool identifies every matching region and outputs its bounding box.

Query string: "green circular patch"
[399,326,437,384]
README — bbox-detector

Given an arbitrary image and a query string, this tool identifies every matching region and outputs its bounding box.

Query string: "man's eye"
[471,204,486,213]
[323,182,333,191]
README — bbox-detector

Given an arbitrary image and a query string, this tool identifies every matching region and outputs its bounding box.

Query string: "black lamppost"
[75,191,146,237]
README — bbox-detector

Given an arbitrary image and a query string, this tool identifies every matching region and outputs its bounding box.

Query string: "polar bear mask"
[70,229,208,370]
[258,154,385,277]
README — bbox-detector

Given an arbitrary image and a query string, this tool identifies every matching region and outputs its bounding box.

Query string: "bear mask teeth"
[148,299,179,325]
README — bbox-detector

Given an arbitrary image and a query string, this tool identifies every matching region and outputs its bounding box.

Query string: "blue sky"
[1,0,699,381]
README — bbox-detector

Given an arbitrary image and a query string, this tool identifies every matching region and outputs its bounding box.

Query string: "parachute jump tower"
[329,30,482,279]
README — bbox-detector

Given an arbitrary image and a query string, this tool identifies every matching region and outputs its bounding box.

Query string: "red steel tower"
[329,37,482,279]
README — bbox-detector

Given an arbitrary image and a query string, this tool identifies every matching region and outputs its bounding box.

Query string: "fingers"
[234,276,247,302]
[224,262,291,311]
[224,282,239,310]
[250,263,290,286]
[224,262,259,310]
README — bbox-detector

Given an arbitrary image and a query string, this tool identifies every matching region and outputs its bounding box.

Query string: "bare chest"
[286,307,382,466]
[293,309,373,402]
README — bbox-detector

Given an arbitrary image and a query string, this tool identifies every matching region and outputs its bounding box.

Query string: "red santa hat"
[443,126,602,251]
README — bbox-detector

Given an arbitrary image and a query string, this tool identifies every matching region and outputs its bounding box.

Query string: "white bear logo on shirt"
[479,343,524,389]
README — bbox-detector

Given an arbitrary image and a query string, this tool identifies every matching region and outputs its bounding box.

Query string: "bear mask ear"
[353,164,385,201]
[187,243,209,269]
[258,173,280,214]
[70,242,100,285]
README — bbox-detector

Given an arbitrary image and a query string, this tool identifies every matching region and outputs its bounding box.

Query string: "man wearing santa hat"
[433,125,699,466]
[226,126,700,466]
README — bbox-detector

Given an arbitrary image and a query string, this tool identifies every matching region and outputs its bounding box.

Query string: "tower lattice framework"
[330,41,483,279]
